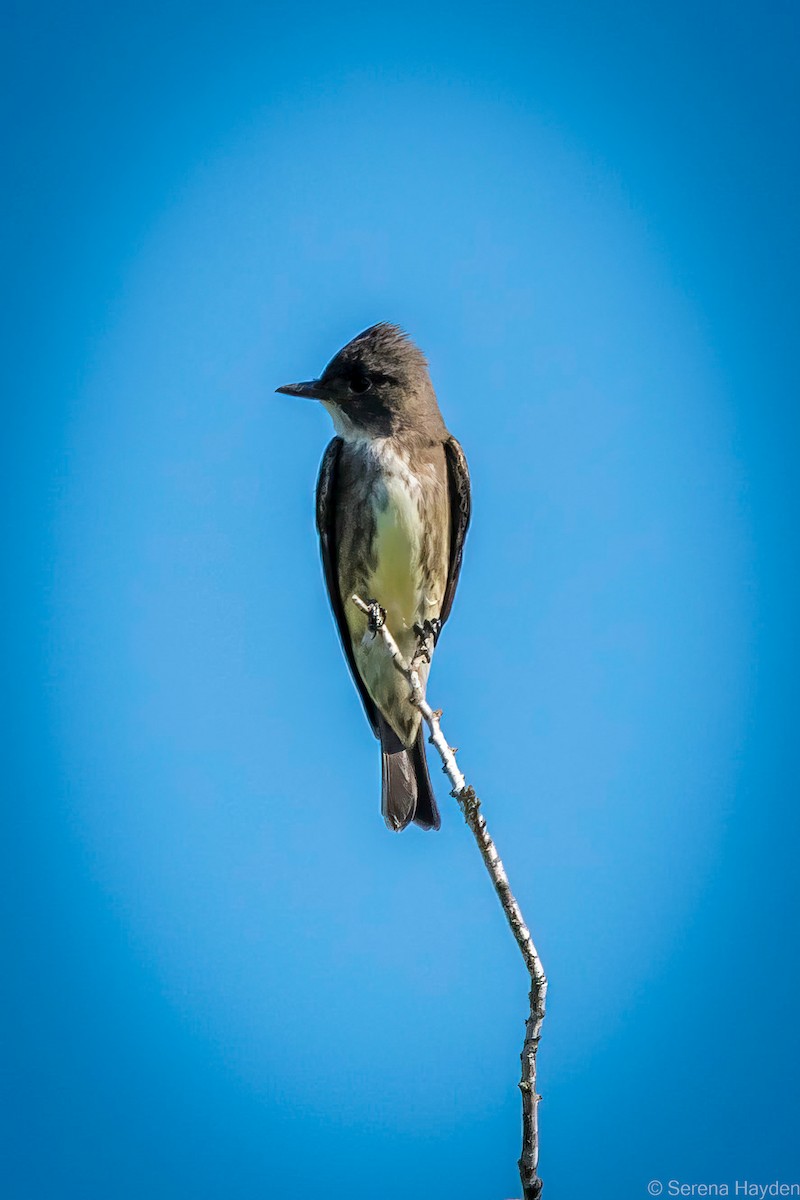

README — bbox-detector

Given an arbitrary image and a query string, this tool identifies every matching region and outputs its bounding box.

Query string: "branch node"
[457,785,481,824]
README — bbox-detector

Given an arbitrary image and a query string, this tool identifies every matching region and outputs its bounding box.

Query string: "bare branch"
[351,594,548,1199]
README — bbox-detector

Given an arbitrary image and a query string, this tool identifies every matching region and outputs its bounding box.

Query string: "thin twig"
[351,594,548,1199]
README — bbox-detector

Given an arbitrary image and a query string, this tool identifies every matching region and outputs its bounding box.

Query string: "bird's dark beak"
[275,379,324,400]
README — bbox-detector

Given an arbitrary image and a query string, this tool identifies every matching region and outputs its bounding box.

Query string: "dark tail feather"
[379,716,417,831]
[410,726,440,830]
[378,716,440,833]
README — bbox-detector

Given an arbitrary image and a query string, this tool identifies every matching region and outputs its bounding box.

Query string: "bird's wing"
[316,436,380,738]
[440,435,472,627]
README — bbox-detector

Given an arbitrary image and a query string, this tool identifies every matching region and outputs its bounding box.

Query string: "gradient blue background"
[3,3,798,1197]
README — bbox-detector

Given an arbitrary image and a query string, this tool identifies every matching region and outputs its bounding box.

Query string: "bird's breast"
[337,438,449,745]
[339,439,445,637]
[368,465,426,631]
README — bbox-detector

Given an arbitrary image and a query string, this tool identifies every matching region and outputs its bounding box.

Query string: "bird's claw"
[413,618,441,664]
[366,600,386,635]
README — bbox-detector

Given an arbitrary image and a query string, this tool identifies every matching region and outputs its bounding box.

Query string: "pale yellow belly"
[345,476,439,745]
[367,500,423,633]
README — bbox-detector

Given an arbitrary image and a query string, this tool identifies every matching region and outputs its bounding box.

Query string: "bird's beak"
[275,379,325,400]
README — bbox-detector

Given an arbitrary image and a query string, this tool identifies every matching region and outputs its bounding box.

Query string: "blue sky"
[3,3,799,1198]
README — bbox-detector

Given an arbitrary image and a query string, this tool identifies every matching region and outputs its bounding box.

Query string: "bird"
[277,323,471,831]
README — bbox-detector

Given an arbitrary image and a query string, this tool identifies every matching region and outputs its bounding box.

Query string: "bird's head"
[277,323,444,440]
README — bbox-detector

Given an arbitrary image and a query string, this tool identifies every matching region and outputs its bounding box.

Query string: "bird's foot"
[366,600,386,635]
[412,618,441,665]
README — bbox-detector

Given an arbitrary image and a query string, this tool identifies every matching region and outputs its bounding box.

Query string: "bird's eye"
[349,373,371,394]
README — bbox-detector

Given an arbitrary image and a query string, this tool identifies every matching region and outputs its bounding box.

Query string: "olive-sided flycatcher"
[277,323,470,832]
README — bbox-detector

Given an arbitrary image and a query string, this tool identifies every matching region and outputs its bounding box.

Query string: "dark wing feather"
[439,436,472,627]
[316,437,379,738]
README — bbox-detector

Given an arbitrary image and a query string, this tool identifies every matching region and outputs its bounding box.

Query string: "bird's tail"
[379,716,441,832]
